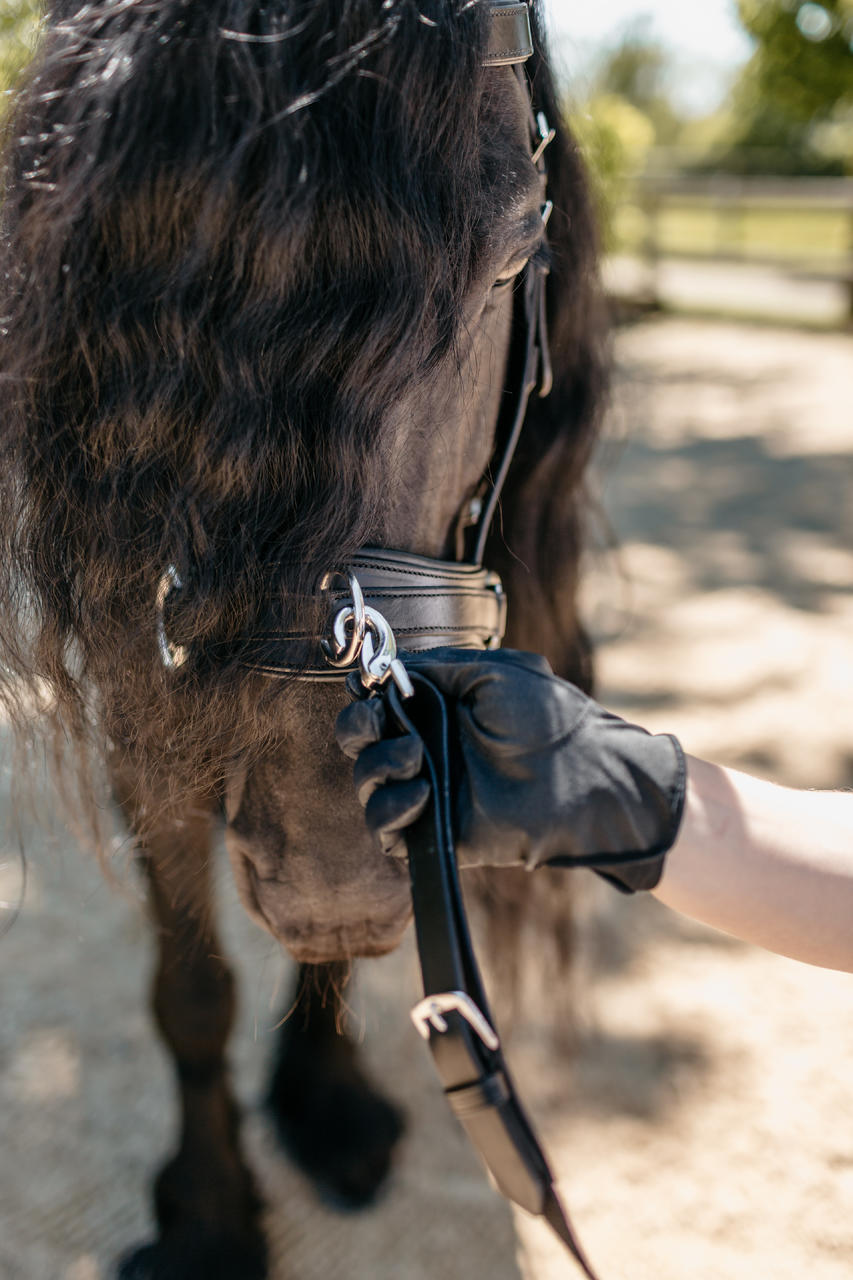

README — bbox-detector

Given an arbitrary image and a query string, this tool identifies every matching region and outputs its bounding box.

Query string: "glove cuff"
[544,732,687,894]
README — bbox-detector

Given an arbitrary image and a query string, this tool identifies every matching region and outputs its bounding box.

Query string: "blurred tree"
[720,0,853,173]
[566,22,678,247]
[591,19,681,146]
[570,93,655,248]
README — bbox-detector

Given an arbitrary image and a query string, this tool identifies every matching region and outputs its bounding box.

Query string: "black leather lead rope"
[385,673,600,1280]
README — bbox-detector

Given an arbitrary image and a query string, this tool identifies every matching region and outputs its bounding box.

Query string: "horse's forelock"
[3,0,493,586]
[0,0,598,816]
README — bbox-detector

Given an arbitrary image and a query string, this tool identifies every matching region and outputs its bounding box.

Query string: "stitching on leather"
[391,625,492,634]
[255,624,495,641]
[486,6,532,61]
[352,562,487,580]
[361,590,497,600]
[354,570,488,579]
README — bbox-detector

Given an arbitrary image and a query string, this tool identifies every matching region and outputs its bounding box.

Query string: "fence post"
[847,204,853,326]
[639,180,661,309]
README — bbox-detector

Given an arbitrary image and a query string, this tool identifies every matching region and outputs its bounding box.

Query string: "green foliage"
[590,21,682,146]
[737,0,852,123]
[571,3,853,183]
[568,25,679,248]
[570,94,655,249]
[721,0,853,173]
[0,0,40,97]
[566,1,852,271]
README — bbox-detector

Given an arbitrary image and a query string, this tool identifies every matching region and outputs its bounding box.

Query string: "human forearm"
[337,651,853,972]
[653,756,853,972]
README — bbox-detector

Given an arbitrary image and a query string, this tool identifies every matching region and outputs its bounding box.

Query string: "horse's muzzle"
[274,919,410,965]
[227,842,412,964]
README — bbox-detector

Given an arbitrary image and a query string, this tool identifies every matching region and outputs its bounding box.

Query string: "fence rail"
[617,173,853,322]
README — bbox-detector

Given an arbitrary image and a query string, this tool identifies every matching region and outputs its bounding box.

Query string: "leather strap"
[240,548,506,678]
[472,257,549,565]
[484,2,533,65]
[386,674,599,1278]
[475,4,552,562]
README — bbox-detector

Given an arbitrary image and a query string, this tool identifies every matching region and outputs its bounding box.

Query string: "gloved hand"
[335,647,686,893]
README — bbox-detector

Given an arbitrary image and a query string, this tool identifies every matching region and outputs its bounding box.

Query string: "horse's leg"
[112,773,267,1280]
[267,962,405,1209]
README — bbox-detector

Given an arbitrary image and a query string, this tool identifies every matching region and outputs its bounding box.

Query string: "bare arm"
[653,756,853,972]
[337,650,853,972]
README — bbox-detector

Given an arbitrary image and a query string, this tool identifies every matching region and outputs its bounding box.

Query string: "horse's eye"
[492,240,551,290]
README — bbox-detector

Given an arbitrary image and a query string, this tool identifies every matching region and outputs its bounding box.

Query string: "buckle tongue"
[410,991,500,1051]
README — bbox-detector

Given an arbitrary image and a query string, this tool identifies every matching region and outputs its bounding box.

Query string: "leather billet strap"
[239,548,506,679]
[385,673,599,1279]
[473,1,551,564]
[484,2,533,65]
[472,255,549,565]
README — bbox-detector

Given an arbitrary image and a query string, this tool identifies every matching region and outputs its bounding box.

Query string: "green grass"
[613,200,853,269]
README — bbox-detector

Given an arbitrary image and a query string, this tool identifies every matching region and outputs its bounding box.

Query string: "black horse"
[0,2,607,1275]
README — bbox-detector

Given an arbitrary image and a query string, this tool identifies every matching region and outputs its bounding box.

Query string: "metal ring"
[320,571,367,668]
[155,565,188,670]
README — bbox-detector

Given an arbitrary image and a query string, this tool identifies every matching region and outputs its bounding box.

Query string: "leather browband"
[484,2,533,66]
[240,548,506,679]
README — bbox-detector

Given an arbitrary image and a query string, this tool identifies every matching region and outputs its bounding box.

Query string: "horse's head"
[0,1,606,962]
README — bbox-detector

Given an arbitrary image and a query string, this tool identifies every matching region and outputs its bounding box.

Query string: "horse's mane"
[0,0,606,819]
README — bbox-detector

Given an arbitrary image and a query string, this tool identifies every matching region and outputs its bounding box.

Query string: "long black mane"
[0,0,606,813]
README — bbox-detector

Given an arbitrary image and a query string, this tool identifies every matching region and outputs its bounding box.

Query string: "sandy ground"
[2,316,853,1280]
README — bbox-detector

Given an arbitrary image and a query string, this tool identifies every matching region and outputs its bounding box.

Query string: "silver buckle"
[410,991,499,1051]
[487,575,506,650]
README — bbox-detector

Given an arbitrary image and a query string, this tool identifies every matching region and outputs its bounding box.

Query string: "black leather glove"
[335,648,686,893]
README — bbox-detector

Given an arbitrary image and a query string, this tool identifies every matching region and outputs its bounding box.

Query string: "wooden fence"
[623,173,853,321]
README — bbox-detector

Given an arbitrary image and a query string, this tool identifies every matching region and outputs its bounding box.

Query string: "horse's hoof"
[116,1228,268,1280]
[268,1048,405,1210]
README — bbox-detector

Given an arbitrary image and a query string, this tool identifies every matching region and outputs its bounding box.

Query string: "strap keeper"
[484,2,533,66]
[446,1071,511,1118]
